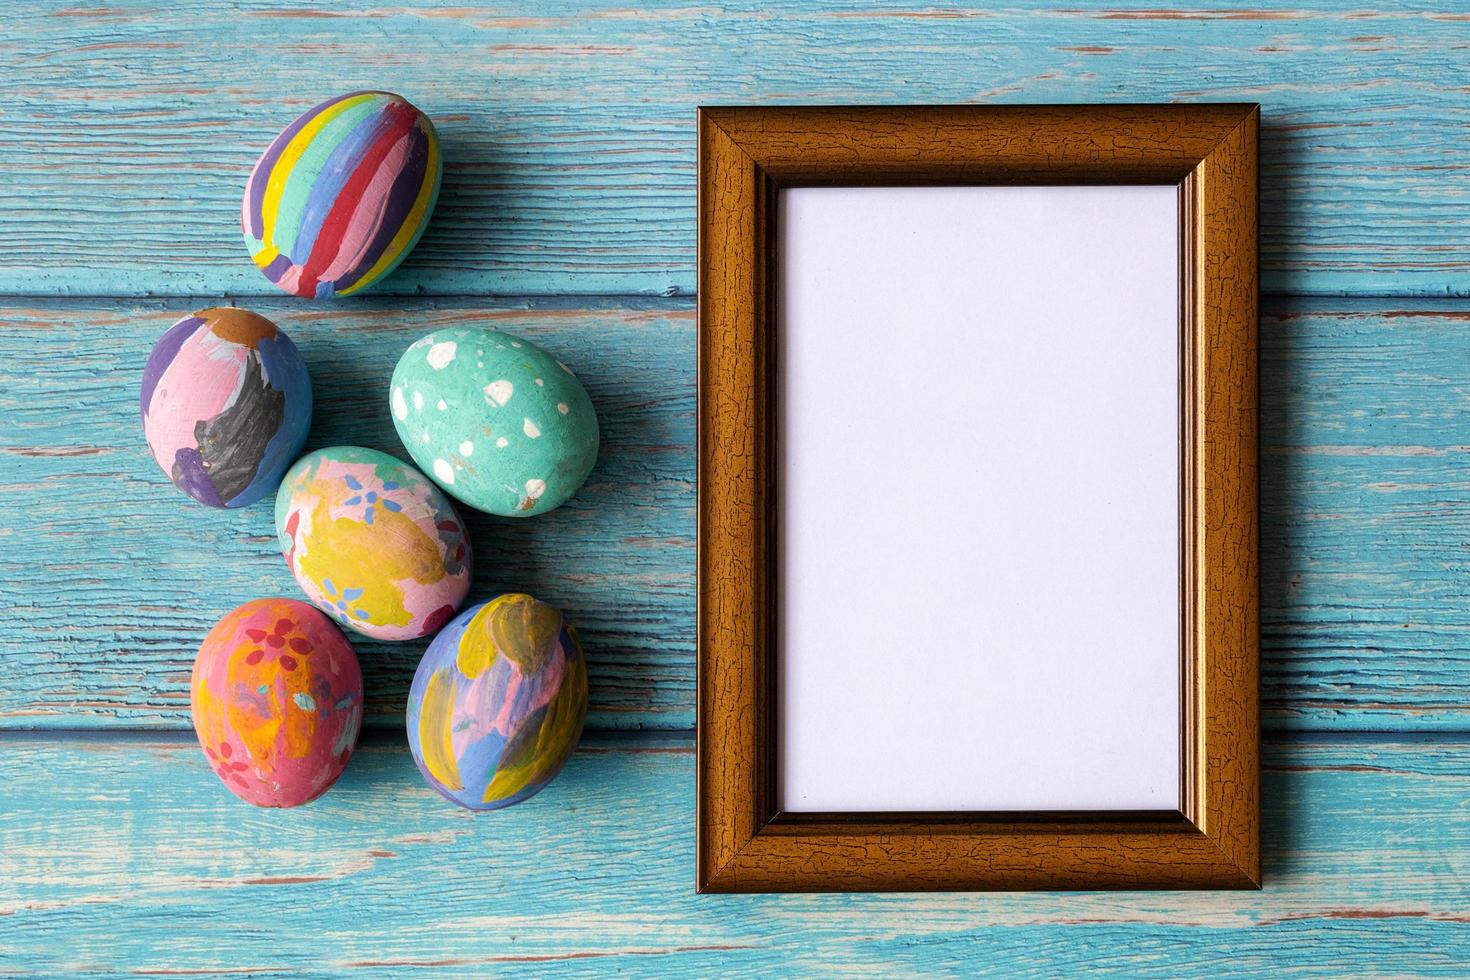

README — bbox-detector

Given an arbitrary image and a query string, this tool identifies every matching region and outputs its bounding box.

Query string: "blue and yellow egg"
[406,594,588,810]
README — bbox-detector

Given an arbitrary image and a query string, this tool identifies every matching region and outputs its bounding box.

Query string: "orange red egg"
[190,598,363,807]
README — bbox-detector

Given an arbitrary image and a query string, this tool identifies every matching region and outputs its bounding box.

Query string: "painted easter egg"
[141,307,312,508]
[242,91,441,299]
[407,594,588,810]
[191,597,362,807]
[390,328,599,517]
[275,446,472,641]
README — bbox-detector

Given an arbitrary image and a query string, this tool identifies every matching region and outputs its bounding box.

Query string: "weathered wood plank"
[1261,302,1470,729]
[0,298,696,731]
[1,732,1468,976]
[5,0,1470,298]
[7,298,1470,731]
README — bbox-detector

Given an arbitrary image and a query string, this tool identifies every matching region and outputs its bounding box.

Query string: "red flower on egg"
[204,740,251,788]
[243,618,312,671]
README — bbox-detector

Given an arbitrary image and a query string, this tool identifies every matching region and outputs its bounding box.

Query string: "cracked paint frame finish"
[696,103,1259,892]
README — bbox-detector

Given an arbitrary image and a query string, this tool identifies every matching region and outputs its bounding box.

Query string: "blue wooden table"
[3,2,1469,975]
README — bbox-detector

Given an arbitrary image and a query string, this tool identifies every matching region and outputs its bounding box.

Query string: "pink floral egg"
[275,446,472,641]
[190,598,363,807]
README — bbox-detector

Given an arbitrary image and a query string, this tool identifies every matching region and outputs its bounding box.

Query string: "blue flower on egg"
[320,578,371,623]
[342,474,403,525]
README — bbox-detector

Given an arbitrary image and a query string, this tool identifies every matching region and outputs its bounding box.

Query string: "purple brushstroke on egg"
[173,447,225,507]
[333,125,430,294]
[261,252,293,283]
[246,92,362,240]
[140,316,204,416]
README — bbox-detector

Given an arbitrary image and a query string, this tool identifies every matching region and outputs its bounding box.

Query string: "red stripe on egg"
[295,100,418,297]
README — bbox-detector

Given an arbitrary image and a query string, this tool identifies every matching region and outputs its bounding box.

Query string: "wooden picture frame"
[696,104,1259,893]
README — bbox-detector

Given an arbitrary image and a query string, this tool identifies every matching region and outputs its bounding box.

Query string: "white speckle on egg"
[484,380,513,407]
[426,341,457,370]
[433,459,455,484]
[391,387,408,421]
[413,391,424,410]
[525,479,547,500]
[390,326,600,520]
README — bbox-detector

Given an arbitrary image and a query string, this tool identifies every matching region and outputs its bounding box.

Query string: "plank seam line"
[0,728,697,748]
[0,291,1466,304]
[0,293,696,305]
[2,729,1468,745]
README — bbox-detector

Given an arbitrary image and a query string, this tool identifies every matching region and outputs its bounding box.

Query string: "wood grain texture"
[702,103,1249,183]
[1,0,1463,965]
[0,299,695,732]
[1259,300,1470,731]
[2,732,1468,976]
[698,104,1259,891]
[7,298,1470,732]
[5,0,1470,297]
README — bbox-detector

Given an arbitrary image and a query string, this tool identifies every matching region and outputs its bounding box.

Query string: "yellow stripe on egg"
[259,92,379,253]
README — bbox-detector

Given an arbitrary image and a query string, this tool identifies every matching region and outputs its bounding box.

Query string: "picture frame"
[696,104,1260,893]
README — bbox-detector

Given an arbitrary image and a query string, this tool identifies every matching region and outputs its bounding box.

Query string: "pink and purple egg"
[275,446,472,642]
[141,307,311,508]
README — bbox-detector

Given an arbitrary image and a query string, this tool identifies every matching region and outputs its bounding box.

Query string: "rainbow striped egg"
[241,91,441,300]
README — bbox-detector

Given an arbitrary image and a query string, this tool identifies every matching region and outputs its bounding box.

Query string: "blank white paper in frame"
[777,185,1181,813]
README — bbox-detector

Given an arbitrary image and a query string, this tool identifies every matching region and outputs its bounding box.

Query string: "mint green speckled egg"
[390,328,599,517]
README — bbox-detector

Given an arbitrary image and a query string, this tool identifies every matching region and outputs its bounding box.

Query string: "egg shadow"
[365,115,507,297]
[329,728,415,799]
